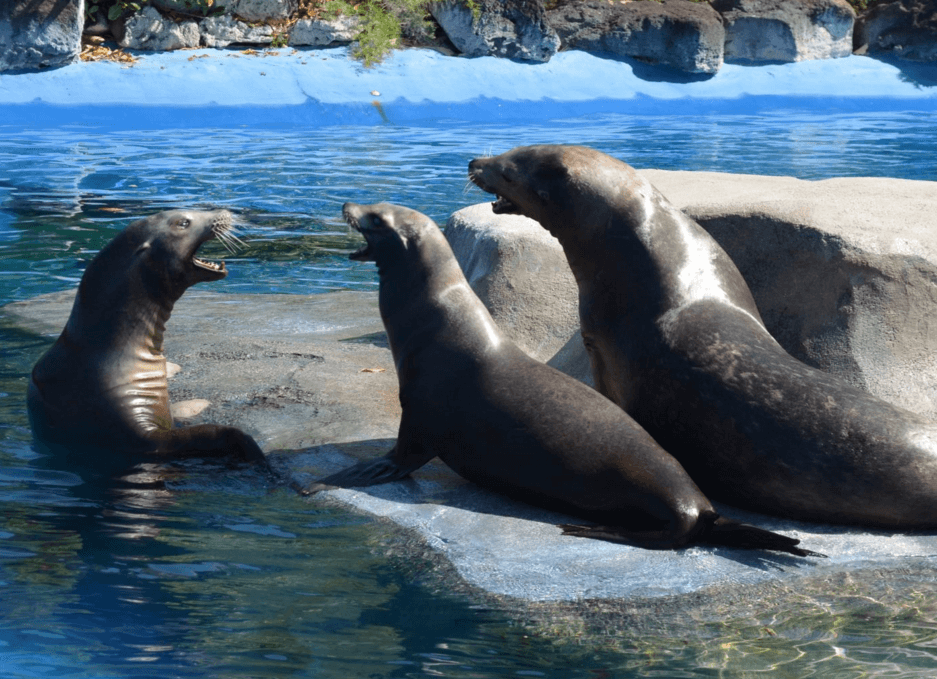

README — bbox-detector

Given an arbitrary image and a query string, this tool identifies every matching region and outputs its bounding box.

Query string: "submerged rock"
[546,0,725,74]
[712,0,855,63]
[0,0,83,71]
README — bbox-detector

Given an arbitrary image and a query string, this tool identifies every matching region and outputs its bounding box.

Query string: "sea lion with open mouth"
[28,209,268,468]
[469,144,937,529]
[307,201,818,556]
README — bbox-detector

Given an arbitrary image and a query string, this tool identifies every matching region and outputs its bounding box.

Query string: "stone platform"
[7,168,937,603]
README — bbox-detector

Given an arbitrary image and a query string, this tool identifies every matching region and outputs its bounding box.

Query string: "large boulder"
[712,0,855,62]
[545,0,725,75]
[445,203,579,362]
[0,0,83,72]
[456,172,937,421]
[855,0,937,62]
[430,0,560,62]
[115,5,200,50]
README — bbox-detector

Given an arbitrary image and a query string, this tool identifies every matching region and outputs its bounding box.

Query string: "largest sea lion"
[28,209,268,467]
[469,144,937,528]
[308,201,816,556]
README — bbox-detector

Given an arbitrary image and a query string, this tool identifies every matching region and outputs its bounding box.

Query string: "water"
[2,109,937,677]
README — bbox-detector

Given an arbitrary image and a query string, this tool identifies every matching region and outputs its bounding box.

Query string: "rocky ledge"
[5,170,937,605]
[4,0,937,74]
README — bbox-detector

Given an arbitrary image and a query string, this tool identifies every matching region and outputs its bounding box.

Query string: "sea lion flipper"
[560,519,825,558]
[704,517,826,558]
[160,424,270,469]
[304,438,434,495]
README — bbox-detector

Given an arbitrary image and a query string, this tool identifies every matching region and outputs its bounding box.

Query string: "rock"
[712,0,855,63]
[0,0,83,72]
[289,16,360,46]
[200,14,273,47]
[445,203,579,362]
[10,275,937,604]
[646,170,937,420]
[115,6,200,50]
[225,0,297,22]
[855,0,937,62]
[430,0,560,62]
[459,172,937,420]
[545,0,725,75]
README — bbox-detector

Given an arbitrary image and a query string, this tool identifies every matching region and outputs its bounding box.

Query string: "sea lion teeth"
[468,144,937,530]
[308,201,816,557]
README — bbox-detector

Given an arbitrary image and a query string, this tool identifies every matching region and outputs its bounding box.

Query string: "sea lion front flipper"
[157,424,270,468]
[304,415,435,494]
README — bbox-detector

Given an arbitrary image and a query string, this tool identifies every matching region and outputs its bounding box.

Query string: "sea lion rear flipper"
[704,516,826,558]
[560,518,825,558]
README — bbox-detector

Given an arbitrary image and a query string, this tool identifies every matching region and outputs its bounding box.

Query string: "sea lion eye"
[176,218,190,229]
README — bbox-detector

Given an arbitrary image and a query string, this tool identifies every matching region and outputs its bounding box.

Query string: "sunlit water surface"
[2,110,937,677]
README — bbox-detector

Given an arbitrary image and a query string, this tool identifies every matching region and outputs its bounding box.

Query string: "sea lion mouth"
[490,195,520,215]
[468,169,521,215]
[191,214,243,279]
[344,208,374,261]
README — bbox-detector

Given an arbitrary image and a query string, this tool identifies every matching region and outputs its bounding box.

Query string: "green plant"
[85,0,141,22]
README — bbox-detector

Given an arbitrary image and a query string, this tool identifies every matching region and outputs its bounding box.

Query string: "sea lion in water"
[469,144,937,528]
[28,209,267,467]
[308,201,815,556]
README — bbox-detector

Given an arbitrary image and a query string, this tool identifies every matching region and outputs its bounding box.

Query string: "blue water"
[2,108,937,677]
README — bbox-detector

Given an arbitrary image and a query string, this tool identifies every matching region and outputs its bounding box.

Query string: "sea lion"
[308,201,816,556]
[469,144,937,528]
[27,209,268,467]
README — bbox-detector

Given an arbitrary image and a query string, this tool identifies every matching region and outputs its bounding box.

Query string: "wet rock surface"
[8,171,937,603]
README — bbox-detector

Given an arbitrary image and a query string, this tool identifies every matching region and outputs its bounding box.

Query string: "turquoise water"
[2,109,937,677]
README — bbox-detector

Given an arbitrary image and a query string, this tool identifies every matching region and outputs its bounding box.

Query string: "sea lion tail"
[704,517,825,558]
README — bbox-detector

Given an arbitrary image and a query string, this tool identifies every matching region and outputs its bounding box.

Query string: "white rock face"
[713,0,856,62]
[225,0,296,21]
[431,0,560,62]
[199,14,273,47]
[445,204,579,363]
[289,16,360,46]
[0,0,84,71]
[117,6,200,50]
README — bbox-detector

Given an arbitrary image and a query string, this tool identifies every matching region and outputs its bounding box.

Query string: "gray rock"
[10,274,937,604]
[225,0,296,22]
[289,16,360,46]
[855,0,937,62]
[200,14,273,47]
[546,0,725,75]
[430,0,560,62]
[115,5,200,50]
[0,0,83,72]
[646,170,937,421]
[712,0,856,63]
[445,203,579,362]
[458,171,937,420]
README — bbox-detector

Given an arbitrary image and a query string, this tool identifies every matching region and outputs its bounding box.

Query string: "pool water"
[2,109,937,677]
